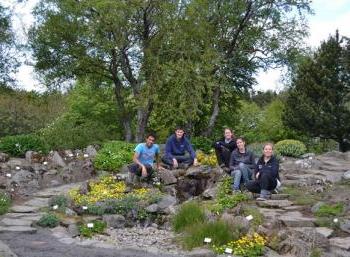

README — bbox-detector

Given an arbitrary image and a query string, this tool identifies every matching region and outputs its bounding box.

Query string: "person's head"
[174,126,185,140]
[263,143,274,158]
[236,137,246,151]
[224,128,234,140]
[145,133,156,147]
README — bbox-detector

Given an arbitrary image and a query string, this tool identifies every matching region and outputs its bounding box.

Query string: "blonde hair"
[263,142,274,150]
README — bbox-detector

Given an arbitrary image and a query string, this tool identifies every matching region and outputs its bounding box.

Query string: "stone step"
[271,194,290,200]
[256,200,293,208]
[23,198,49,208]
[2,213,44,222]
[0,226,37,234]
[10,205,39,213]
[0,218,33,226]
[329,237,350,250]
[279,212,315,227]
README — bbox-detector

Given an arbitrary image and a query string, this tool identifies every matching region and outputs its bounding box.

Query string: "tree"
[29,0,312,141]
[283,31,350,152]
[0,4,19,86]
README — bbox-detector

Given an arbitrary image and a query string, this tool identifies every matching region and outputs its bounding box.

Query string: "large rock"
[279,212,315,227]
[186,248,216,257]
[11,170,40,196]
[85,145,98,158]
[202,187,217,199]
[51,151,66,168]
[157,195,177,210]
[343,170,350,180]
[256,200,293,208]
[185,165,213,178]
[158,169,177,185]
[329,237,350,250]
[340,220,350,234]
[0,152,9,162]
[102,214,126,228]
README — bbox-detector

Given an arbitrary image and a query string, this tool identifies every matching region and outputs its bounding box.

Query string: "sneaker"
[256,197,267,201]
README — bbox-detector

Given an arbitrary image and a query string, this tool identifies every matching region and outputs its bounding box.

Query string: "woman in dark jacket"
[212,128,236,171]
[246,143,280,201]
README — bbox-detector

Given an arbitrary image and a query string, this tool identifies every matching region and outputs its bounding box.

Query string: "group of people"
[128,127,280,201]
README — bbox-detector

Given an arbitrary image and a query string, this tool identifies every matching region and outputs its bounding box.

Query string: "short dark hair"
[236,136,246,143]
[175,126,185,132]
[145,132,156,139]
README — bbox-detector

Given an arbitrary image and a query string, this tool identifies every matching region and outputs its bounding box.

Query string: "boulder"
[67,224,80,237]
[0,152,9,162]
[102,214,126,228]
[202,187,217,200]
[158,169,177,185]
[85,145,98,158]
[343,170,350,180]
[145,204,159,213]
[51,151,66,168]
[186,248,216,257]
[340,220,350,234]
[157,195,177,210]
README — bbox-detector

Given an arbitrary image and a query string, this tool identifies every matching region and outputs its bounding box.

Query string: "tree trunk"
[135,101,153,142]
[201,86,220,137]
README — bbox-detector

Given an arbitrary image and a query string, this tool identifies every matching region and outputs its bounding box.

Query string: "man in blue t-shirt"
[128,133,162,179]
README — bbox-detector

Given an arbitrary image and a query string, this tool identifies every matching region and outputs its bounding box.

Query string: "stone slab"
[279,214,315,227]
[329,237,350,250]
[10,205,39,213]
[0,226,37,234]
[256,200,293,208]
[24,198,49,208]
[0,218,33,226]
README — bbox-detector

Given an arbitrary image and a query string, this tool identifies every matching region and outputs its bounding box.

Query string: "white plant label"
[87,223,94,228]
[82,206,88,210]
[15,166,20,170]
[69,153,74,157]
[225,248,233,254]
[43,161,48,165]
[333,218,338,223]
[203,237,212,243]
[246,215,253,221]
[83,154,89,158]
[53,205,58,210]
[6,173,11,178]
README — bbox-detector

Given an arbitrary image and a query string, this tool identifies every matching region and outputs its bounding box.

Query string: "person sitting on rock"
[162,127,198,169]
[229,137,256,192]
[128,132,162,181]
[212,128,237,172]
[246,143,280,201]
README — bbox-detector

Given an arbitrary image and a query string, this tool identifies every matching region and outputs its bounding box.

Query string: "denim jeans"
[231,163,252,190]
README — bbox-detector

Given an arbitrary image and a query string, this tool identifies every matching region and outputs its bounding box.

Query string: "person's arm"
[155,146,163,171]
[247,151,256,169]
[229,151,237,170]
[165,137,174,159]
[186,138,198,166]
[269,158,279,179]
[212,139,222,149]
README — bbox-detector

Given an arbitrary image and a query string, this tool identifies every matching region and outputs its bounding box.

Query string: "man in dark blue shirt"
[162,127,198,169]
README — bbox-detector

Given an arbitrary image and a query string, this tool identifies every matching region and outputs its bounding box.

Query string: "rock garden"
[0,140,350,257]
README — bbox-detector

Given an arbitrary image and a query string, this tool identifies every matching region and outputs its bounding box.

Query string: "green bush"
[306,138,338,154]
[191,137,213,154]
[275,139,306,157]
[37,213,60,228]
[248,142,266,158]
[79,220,107,238]
[48,195,69,212]
[315,203,344,217]
[94,141,135,171]
[172,202,205,233]
[181,220,237,250]
[0,192,11,215]
[0,134,48,157]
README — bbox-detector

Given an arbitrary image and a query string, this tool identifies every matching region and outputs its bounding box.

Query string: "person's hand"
[157,166,165,172]
[193,158,199,166]
[255,172,260,179]
[141,165,148,177]
[173,158,178,168]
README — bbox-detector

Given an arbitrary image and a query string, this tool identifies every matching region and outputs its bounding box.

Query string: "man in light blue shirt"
[128,133,162,179]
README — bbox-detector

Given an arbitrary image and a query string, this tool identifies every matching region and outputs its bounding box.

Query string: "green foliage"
[315,203,344,217]
[282,185,320,206]
[172,202,205,233]
[48,195,68,211]
[248,143,266,158]
[94,141,135,171]
[283,32,350,152]
[314,217,340,229]
[37,213,60,228]
[79,220,107,238]
[0,192,11,215]
[306,138,338,154]
[191,137,213,154]
[0,134,48,157]
[181,220,237,250]
[310,248,323,257]
[275,139,306,157]
[39,82,120,150]
[242,207,264,228]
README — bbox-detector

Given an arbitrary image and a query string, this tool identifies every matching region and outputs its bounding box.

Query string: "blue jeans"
[231,163,252,190]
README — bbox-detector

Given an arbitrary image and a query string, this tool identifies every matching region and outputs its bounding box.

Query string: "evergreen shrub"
[0,134,48,157]
[275,139,306,157]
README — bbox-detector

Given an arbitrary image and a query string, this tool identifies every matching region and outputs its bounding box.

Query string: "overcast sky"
[2,0,350,92]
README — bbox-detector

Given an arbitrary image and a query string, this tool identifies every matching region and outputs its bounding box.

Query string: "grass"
[242,206,264,228]
[315,203,344,217]
[172,201,205,233]
[282,185,320,206]
[181,220,238,250]
[0,192,11,215]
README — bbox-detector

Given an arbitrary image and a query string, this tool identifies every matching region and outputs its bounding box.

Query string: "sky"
[2,0,350,92]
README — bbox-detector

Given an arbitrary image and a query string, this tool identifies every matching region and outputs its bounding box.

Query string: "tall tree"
[283,31,350,152]
[0,4,18,86]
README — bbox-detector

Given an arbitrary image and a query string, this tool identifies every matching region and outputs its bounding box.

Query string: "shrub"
[48,195,68,211]
[275,139,306,157]
[213,233,266,257]
[79,220,107,238]
[191,137,213,154]
[0,134,48,157]
[315,203,344,217]
[37,213,60,228]
[94,141,135,171]
[181,220,237,250]
[172,202,205,233]
[242,207,264,228]
[197,150,217,166]
[0,192,11,215]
